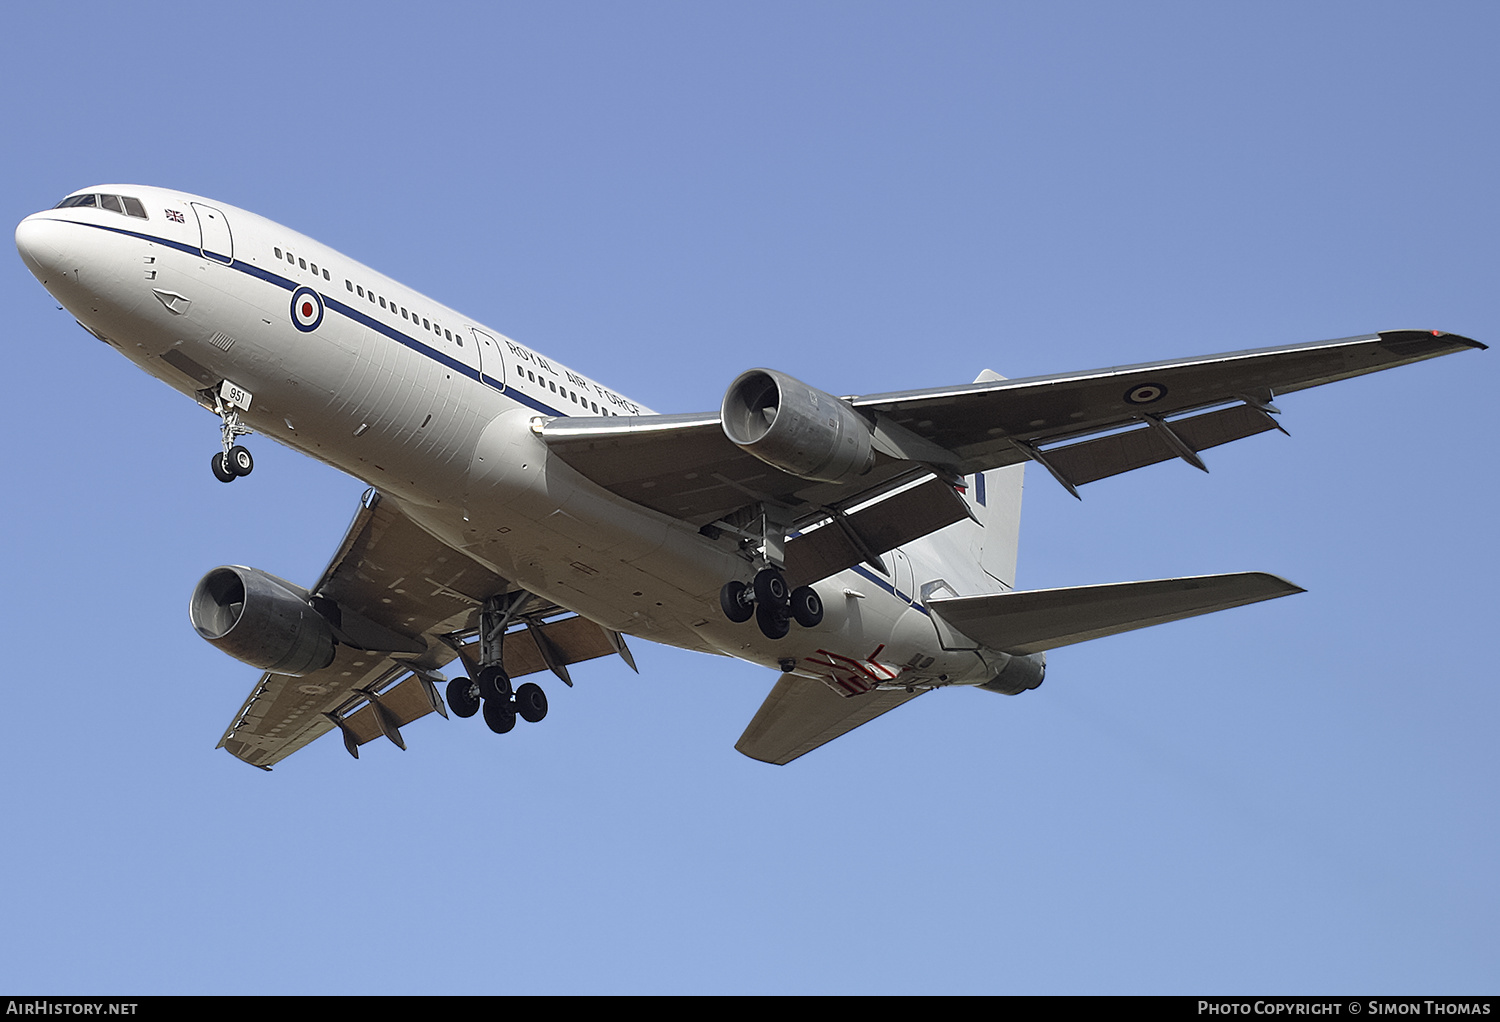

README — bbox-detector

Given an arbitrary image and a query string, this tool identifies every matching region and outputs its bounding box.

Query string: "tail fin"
[969,369,1025,589]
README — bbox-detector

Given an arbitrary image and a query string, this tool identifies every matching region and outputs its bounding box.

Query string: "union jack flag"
[165,209,185,223]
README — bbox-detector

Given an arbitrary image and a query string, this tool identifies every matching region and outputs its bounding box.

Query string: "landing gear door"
[471,328,506,392]
[191,203,233,265]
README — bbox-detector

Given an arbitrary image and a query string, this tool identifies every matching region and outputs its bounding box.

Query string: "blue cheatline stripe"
[57,217,945,604]
[57,217,569,418]
[847,563,931,616]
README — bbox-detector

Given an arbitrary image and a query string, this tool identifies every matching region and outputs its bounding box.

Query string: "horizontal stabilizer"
[927,572,1304,655]
[736,674,925,765]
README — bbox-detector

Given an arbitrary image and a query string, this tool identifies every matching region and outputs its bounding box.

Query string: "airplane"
[15,184,1485,769]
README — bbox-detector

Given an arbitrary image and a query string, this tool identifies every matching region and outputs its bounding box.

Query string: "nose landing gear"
[207,382,255,483]
[211,445,254,482]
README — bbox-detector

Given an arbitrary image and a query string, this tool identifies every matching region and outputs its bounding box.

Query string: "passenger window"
[423,318,430,329]
[527,371,535,382]
[309,262,317,274]
[379,297,386,309]
[299,258,307,270]
[323,269,330,280]
[346,280,353,292]
[401,308,409,319]
[100,195,123,213]
[356,285,364,297]
[121,196,147,219]
[276,248,283,259]
[287,252,295,264]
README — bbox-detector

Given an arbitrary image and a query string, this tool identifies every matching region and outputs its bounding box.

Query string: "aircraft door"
[471,328,506,391]
[191,203,233,265]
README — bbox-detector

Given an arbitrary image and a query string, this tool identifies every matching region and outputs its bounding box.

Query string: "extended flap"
[783,473,972,587]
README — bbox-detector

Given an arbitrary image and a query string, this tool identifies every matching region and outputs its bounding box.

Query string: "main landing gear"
[720,567,823,640]
[445,669,549,735]
[443,594,550,739]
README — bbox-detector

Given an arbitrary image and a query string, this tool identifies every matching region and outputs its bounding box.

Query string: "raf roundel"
[290,286,324,332]
[1124,381,1167,405]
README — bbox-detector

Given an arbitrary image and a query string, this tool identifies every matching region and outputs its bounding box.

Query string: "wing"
[216,491,629,769]
[542,330,1483,580]
[735,673,926,765]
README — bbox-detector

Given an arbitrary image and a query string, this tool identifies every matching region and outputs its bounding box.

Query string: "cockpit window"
[53,193,148,219]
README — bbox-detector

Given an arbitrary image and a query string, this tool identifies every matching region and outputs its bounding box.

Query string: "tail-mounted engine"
[978,651,1047,696]
[721,368,876,483]
[189,566,336,676]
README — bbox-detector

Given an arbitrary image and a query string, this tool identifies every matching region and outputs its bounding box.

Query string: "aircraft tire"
[720,580,754,623]
[482,698,517,734]
[516,682,548,723]
[447,677,481,718]
[756,600,790,640]
[753,568,789,608]
[477,665,510,702]
[211,452,237,483]
[227,445,254,476]
[790,586,824,628]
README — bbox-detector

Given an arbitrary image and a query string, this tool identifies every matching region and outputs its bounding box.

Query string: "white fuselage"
[17,185,1016,693]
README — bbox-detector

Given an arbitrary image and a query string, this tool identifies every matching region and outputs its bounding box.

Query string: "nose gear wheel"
[206,386,255,483]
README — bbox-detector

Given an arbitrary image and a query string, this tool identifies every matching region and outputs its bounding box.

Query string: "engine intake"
[190,566,336,676]
[721,368,875,483]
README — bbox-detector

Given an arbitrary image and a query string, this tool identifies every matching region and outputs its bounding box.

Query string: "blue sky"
[1,1,1495,994]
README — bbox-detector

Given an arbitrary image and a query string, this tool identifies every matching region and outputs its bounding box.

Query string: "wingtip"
[1379,329,1487,352]
[1248,571,1308,596]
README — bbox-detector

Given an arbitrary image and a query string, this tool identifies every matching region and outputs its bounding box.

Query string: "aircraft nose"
[15,213,70,282]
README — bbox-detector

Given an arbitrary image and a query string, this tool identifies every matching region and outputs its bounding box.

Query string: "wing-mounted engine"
[721,369,876,483]
[190,566,336,677]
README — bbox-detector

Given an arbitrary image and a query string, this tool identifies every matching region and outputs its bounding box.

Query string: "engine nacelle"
[978,651,1047,696]
[189,566,336,677]
[721,368,876,483]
